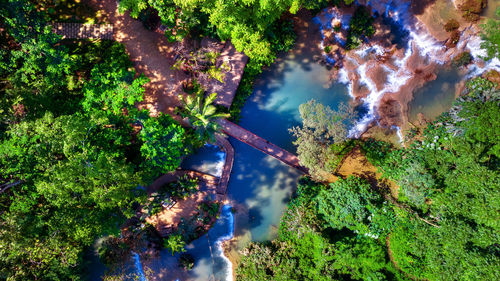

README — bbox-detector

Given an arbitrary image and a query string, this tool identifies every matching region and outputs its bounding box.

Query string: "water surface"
[408,67,462,123]
[181,144,226,177]
[227,49,350,243]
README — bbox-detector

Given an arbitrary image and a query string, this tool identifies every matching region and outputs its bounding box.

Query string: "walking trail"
[86,0,304,174]
[85,0,188,117]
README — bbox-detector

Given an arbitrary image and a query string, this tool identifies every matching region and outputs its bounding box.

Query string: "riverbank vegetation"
[237,77,500,280]
[290,100,354,180]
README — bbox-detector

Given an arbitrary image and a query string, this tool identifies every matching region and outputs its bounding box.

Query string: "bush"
[444,19,460,32]
[346,6,375,50]
[164,234,186,255]
[317,176,395,237]
[452,51,472,67]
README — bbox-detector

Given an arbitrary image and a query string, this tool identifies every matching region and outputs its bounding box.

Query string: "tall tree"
[139,113,191,178]
[290,100,353,180]
[178,91,229,143]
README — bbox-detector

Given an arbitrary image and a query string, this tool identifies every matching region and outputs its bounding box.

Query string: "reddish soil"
[85,0,189,118]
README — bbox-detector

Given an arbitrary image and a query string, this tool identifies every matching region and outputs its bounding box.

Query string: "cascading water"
[315,0,500,139]
[208,204,235,281]
[132,252,147,281]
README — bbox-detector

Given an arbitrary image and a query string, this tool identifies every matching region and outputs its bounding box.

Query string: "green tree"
[317,176,394,237]
[139,113,190,177]
[379,77,500,280]
[178,91,229,143]
[290,100,352,180]
[480,8,500,60]
[118,0,329,67]
[236,177,404,281]
[346,6,375,50]
[333,236,399,280]
[1,26,78,121]
[397,161,435,210]
[164,234,186,255]
[82,44,149,115]
[0,113,144,280]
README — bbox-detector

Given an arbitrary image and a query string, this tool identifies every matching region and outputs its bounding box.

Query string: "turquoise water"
[408,67,462,123]
[147,47,351,280]
[181,144,226,177]
[227,50,350,242]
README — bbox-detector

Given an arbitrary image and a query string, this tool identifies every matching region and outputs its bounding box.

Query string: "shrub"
[164,234,186,255]
[452,51,472,67]
[444,19,460,32]
[346,6,375,50]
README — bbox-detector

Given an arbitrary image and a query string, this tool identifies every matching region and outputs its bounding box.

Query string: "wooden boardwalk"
[215,135,234,195]
[52,23,113,39]
[217,119,308,173]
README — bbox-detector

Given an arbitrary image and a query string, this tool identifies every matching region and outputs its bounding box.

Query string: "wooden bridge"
[217,119,308,173]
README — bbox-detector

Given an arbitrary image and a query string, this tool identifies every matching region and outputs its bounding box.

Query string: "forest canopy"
[0,1,195,279]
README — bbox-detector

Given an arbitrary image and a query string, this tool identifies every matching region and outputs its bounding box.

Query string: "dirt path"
[85,0,189,117]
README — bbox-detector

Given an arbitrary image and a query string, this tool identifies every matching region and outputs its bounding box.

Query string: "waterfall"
[314,0,500,139]
[131,252,147,281]
[211,204,235,281]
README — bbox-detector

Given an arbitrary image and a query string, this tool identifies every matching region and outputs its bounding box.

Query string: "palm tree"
[178,90,229,143]
[164,234,186,256]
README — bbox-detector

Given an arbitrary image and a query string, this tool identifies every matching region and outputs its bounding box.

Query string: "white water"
[132,252,147,281]
[315,0,500,139]
[211,205,235,281]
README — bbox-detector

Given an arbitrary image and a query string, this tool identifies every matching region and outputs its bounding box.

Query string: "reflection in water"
[408,67,462,122]
[181,144,226,177]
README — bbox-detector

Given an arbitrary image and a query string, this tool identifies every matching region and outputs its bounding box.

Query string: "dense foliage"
[364,77,500,280]
[480,7,500,60]
[119,0,329,67]
[236,177,404,280]
[346,5,375,50]
[290,100,353,180]
[239,77,499,280]
[0,1,192,279]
